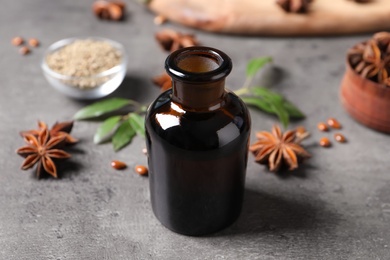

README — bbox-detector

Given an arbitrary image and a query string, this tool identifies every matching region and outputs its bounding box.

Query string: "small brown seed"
[296,126,306,135]
[28,38,39,47]
[327,118,341,129]
[111,1,126,11]
[334,133,346,143]
[19,46,30,55]
[111,160,127,170]
[135,165,148,176]
[317,122,328,131]
[93,1,125,20]
[12,36,24,46]
[319,137,331,147]
[92,1,108,18]
[295,126,310,142]
[108,4,123,20]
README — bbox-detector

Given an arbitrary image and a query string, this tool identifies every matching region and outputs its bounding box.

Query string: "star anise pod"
[20,120,78,145]
[16,126,71,178]
[276,0,313,13]
[152,72,172,92]
[250,125,311,172]
[155,29,198,53]
[352,40,390,84]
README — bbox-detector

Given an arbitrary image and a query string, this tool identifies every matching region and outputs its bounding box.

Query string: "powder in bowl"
[45,39,122,89]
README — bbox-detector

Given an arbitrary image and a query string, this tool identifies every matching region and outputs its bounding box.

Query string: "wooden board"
[148,0,390,36]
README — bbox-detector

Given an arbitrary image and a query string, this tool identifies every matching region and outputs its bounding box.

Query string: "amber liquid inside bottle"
[145,47,251,236]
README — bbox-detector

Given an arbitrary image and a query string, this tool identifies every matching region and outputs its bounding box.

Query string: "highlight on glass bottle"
[145,46,251,236]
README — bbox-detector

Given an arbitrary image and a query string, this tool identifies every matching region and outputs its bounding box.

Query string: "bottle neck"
[165,46,232,110]
[171,79,226,110]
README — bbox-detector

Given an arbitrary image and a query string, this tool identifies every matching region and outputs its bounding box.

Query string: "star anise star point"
[17,126,71,178]
[20,120,78,145]
[250,125,311,172]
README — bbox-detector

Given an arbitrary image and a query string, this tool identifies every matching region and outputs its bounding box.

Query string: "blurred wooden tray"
[148,0,390,36]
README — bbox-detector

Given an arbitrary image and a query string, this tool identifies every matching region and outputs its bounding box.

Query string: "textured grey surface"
[0,1,389,259]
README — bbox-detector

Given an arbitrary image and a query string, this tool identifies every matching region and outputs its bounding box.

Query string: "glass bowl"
[41,37,127,99]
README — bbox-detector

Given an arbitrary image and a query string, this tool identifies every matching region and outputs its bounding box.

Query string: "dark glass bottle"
[145,46,251,236]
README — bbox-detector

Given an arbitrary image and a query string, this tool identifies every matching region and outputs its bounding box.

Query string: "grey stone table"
[0,1,389,259]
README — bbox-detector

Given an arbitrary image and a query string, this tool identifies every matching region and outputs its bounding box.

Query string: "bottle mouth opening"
[177,54,220,73]
[165,46,232,83]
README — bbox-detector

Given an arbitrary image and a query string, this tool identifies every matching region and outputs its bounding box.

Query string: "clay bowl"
[340,60,390,133]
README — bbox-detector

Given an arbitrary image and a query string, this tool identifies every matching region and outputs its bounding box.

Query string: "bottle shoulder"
[147,90,248,114]
[145,90,251,151]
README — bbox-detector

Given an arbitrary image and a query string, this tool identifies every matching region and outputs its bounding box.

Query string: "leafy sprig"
[235,57,304,128]
[74,98,147,151]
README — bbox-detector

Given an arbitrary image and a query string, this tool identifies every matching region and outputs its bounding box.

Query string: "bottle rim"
[165,46,232,83]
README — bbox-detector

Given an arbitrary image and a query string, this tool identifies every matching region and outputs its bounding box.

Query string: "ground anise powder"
[46,39,122,89]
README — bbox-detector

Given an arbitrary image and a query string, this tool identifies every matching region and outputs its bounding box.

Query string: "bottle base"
[152,206,242,237]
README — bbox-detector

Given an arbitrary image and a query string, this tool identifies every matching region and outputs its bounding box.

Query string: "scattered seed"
[108,4,122,20]
[295,126,310,143]
[93,0,125,21]
[319,137,331,147]
[93,1,109,18]
[135,165,148,176]
[296,126,306,135]
[111,160,127,170]
[327,118,341,129]
[334,133,346,143]
[112,1,126,10]
[317,122,328,131]
[19,46,30,55]
[142,148,147,155]
[154,15,167,25]
[28,38,40,47]
[12,36,24,46]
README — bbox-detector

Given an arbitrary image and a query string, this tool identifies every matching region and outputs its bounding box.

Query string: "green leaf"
[246,57,272,77]
[251,87,283,102]
[249,86,305,123]
[243,96,289,128]
[112,119,136,151]
[283,100,305,119]
[74,98,132,120]
[269,101,289,129]
[241,97,274,114]
[128,113,145,138]
[93,116,122,144]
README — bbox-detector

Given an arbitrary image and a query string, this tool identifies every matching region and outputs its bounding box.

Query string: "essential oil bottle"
[145,46,251,236]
